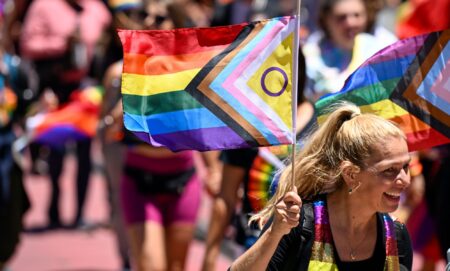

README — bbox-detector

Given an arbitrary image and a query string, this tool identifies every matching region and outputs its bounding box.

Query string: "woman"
[230,103,413,270]
[100,1,221,270]
[304,0,397,101]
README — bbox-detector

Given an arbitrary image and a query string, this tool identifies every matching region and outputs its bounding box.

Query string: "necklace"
[348,226,372,261]
[350,250,357,261]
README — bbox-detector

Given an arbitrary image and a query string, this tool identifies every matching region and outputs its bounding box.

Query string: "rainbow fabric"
[310,199,399,270]
[397,0,450,39]
[27,86,103,146]
[108,0,142,11]
[119,16,296,151]
[247,145,290,212]
[315,29,450,151]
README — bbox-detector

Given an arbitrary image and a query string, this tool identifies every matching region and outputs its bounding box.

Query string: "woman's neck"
[326,189,378,261]
[326,189,376,234]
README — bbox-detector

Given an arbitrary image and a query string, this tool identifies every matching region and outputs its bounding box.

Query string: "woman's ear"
[340,161,360,184]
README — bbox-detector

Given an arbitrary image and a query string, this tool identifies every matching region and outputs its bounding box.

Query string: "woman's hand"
[271,189,302,236]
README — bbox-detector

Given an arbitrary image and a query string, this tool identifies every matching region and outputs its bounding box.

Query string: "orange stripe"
[389,113,431,134]
[123,50,223,75]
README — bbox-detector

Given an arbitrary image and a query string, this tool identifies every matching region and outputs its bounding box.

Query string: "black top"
[219,147,258,217]
[334,215,384,271]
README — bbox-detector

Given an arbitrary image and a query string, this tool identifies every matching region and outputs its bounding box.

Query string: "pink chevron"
[430,58,450,102]
[221,18,292,143]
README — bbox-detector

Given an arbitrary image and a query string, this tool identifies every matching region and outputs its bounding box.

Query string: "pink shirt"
[20,0,111,62]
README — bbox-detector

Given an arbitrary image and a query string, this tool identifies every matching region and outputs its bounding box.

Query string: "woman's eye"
[381,167,398,177]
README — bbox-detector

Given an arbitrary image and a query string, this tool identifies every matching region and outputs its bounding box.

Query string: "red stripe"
[118,23,246,56]
[406,129,450,151]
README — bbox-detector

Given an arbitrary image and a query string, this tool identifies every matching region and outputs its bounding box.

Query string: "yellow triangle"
[246,33,294,130]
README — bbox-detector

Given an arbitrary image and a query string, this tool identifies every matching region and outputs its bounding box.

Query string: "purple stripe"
[360,33,428,67]
[34,126,90,147]
[314,205,329,225]
[132,131,164,147]
[383,215,395,238]
[133,127,252,152]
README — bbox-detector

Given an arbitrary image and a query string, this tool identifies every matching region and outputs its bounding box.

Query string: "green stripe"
[123,90,204,115]
[315,77,400,116]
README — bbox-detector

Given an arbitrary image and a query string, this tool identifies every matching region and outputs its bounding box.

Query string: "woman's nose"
[395,168,411,188]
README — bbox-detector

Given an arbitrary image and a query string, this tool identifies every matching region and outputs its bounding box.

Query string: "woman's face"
[354,136,411,213]
[325,0,368,50]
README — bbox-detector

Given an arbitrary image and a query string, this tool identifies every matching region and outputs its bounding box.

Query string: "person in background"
[99,1,221,270]
[0,24,35,271]
[230,103,413,270]
[20,0,111,228]
[98,1,150,270]
[303,0,397,102]
[201,49,316,271]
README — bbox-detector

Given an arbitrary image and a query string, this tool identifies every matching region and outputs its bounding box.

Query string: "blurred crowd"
[0,0,449,271]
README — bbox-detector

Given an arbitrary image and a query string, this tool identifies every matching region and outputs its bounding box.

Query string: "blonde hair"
[251,102,406,227]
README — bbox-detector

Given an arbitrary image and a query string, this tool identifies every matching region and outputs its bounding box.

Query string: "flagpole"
[290,0,302,190]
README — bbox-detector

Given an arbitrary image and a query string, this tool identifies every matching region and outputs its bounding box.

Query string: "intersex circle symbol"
[260,67,288,97]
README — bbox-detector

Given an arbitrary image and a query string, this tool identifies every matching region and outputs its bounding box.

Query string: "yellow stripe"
[308,260,339,270]
[318,99,409,124]
[121,69,201,96]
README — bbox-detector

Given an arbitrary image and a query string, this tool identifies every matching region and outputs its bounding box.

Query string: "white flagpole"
[290,0,302,190]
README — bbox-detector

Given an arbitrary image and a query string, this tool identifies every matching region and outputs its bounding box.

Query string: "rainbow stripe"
[108,0,142,11]
[119,16,296,151]
[28,86,103,146]
[309,199,400,270]
[315,30,450,151]
[247,145,290,212]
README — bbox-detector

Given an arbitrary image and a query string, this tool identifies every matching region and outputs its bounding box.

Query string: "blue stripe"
[208,19,284,145]
[416,43,450,115]
[328,54,416,98]
[124,108,227,135]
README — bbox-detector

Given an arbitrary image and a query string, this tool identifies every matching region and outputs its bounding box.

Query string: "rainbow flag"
[119,16,297,151]
[315,29,450,151]
[27,86,103,146]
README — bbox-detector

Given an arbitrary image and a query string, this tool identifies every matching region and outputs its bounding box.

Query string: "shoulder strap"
[297,203,315,271]
[281,203,315,271]
[394,221,413,270]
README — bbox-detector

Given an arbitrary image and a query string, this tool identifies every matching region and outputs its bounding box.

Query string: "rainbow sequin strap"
[382,214,400,271]
[308,199,338,270]
[308,199,400,271]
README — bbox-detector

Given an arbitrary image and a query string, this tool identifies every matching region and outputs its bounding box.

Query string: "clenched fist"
[272,189,302,236]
